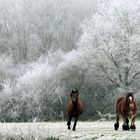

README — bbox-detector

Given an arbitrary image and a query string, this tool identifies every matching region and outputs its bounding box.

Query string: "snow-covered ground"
[0,121,139,140]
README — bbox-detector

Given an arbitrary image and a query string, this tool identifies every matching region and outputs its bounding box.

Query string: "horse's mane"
[126,92,134,99]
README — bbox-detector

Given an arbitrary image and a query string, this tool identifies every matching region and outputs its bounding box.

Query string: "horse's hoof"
[72,128,76,131]
[130,125,136,131]
[122,124,130,131]
[114,123,119,130]
[68,126,71,130]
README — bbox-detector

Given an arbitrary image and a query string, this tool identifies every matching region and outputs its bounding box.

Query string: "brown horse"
[66,90,84,131]
[114,92,137,131]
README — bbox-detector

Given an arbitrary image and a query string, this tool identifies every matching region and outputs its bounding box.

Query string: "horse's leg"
[73,117,78,131]
[122,116,129,130]
[130,115,136,130]
[114,114,119,130]
[67,116,72,130]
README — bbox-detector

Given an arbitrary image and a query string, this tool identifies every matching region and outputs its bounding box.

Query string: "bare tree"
[79,0,140,93]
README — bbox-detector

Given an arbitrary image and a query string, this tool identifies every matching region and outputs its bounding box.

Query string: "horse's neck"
[72,100,78,109]
[125,98,135,113]
[125,99,129,106]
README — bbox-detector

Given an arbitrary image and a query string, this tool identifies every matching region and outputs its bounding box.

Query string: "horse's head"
[71,90,79,102]
[126,92,135,111]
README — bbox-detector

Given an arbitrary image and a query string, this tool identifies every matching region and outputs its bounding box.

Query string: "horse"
[66,90,84,131]
[114,92,137,131]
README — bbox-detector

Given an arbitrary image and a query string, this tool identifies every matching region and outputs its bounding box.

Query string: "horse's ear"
[71,90,74,97]
[75,90,78,93]
[75,90,79,96]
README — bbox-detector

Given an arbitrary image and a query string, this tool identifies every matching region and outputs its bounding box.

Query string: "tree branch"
[128,72,140,85]
[98,64,120,87]
[100,48,124,85]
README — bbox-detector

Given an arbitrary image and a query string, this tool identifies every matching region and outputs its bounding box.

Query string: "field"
[0,121,139,140]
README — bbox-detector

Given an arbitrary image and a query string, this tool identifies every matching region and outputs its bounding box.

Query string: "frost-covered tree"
[0,0,128,121]
[0,0,98,63]
[79,0,140,93]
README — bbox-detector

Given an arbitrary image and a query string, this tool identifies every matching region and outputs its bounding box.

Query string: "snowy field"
[0,121,140,140]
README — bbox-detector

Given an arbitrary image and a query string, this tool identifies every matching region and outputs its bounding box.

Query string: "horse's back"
[116,96,124,105]
[116,96,125,114]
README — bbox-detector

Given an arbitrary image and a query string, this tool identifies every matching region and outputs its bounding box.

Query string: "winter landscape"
[0,0,140,139]
[0,121,140,140]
